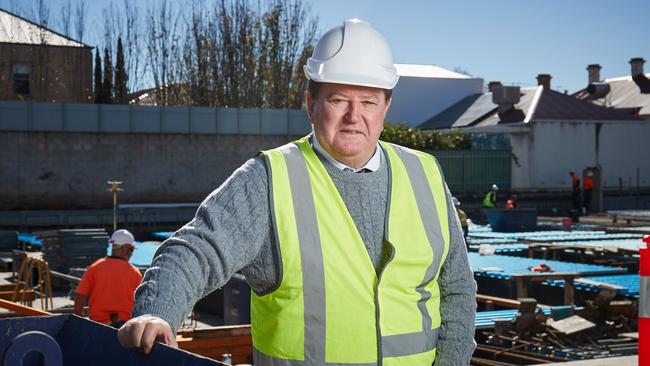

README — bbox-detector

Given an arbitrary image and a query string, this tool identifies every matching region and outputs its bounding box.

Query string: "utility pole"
[107,181,123,232]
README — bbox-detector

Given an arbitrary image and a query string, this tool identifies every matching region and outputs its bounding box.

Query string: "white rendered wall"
[386,77,483,127]
[599,123,650,188]
[517,121,650,189]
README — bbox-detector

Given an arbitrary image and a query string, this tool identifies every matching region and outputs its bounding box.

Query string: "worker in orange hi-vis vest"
[569,171,581,213]
[75,229,142,328]
[583,171,594,214]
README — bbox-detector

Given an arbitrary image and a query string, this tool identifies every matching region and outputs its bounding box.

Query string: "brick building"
[0,8,92,103]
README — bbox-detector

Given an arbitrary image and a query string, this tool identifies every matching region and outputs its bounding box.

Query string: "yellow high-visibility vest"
[252,137,450,365]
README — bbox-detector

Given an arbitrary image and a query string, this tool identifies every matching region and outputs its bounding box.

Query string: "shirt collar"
[311,134,381,172]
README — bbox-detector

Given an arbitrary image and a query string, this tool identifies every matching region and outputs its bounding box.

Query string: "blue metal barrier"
[0,315,223,365]
[469,253,626,280]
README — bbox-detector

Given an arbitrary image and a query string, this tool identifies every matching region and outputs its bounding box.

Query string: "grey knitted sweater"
[133,145,477,365]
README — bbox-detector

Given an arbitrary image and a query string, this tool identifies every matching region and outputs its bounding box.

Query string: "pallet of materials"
[36,229,108,273]
[0,231,18,252]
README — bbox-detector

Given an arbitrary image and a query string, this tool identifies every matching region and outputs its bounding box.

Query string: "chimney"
[630,57,645,77]
[536,74,551,89]
[587,64,601,84]
[488,81,502,92]
[492,86,525,122]
[492,86,521,113]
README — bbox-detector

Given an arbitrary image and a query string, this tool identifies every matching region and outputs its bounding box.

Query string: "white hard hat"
[452,197,460,206]
[304,19,399,90]
[109,229,135,247]
[586,171,594,177]
[492,184,499,191]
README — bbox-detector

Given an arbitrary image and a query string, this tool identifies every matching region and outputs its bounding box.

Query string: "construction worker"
[453,197,469,241]
[506,193,518,209]
[569,171,581,213]
[482,184,498,208]
[118,19,476,365]
[583,171,594,214]
[75,229,142,328]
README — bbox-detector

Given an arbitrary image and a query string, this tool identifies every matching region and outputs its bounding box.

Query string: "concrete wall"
[0,102,314,210]
[386,77,483,128]
[0,44,92,103]
[510,120,650,190]
[0,131,303,209]
[0,102,312,135]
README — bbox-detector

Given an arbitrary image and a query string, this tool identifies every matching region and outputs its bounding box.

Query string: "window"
[12,64,32,96]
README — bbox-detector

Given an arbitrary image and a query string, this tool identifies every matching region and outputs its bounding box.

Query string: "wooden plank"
[563,276,575,305]
[515,278,527,298]
[0,290,36,301]
[0,298,51,316]
[476,294,550,308]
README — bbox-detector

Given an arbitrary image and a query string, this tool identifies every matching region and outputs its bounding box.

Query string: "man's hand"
[117,315,178,354]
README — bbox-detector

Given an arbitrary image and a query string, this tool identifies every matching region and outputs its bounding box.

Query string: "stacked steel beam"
[36,229,108,273]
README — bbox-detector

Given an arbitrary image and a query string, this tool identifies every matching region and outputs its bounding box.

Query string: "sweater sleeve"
[132,157,272,332]
[434,185,477,366]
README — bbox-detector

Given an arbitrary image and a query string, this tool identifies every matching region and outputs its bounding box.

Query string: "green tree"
[380,123,471,150]
[101,47,113,104]
[114,37,128,104]
[94,49,103,103]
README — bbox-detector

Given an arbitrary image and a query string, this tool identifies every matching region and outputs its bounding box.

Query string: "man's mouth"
[340,130,365,135]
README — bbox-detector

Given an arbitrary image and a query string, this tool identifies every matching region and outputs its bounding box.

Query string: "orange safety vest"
[571,175,580,190]
[583,176,593,190]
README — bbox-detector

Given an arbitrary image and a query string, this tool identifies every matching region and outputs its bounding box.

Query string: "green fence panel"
[428,149,511,193]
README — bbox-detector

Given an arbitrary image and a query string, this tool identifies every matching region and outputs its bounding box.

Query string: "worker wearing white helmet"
[75,229,142,327]
[483,184,499,208]
[119,19,476,366]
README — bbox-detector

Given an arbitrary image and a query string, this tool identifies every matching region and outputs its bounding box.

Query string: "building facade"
[0,9,92,103]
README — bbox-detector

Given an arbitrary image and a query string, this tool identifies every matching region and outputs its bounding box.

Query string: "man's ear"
[306,90,314,122]
[384,95,392,114]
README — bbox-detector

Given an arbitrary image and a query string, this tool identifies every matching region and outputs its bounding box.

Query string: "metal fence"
[431,149,512,193]
[0,101,511,194]
[0,101,312,135]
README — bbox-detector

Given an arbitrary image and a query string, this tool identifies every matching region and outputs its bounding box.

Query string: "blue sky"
[3,0,649,93]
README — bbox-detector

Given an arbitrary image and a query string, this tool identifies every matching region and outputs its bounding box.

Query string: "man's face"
[307,83,391,168]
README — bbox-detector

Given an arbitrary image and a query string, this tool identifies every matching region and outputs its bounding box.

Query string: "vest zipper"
[375,240,396,366]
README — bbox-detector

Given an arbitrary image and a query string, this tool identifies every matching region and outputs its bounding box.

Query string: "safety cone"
[640,235,650,365]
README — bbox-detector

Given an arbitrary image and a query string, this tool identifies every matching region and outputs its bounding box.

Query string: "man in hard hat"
[118,19,476,365]
[583,170,594,214]
[75,229,142,328]
[569,171,581,214]
[453,196,469,242]
[482,184,498,208]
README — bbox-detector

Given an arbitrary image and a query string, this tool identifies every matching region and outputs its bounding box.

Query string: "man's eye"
[363,101,377,106]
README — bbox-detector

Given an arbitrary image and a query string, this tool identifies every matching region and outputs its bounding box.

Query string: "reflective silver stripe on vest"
[254,348,376,366]
[281,144,326,365]
[641,276,650,318]
[382,327,440,358]
[391,145,446,334]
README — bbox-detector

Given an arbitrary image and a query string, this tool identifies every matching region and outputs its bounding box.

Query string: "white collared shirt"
[312,134,381,172]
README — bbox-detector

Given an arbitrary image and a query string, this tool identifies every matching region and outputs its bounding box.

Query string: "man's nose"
[345,101,361,123]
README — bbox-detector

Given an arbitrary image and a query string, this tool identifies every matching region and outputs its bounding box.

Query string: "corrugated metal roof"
[0,9,87,47]
[394,63,471,79]
[533,88,637,120]
[420,85,638,130]
[575,73,650,117]
[417,93,493,129]
[420,87,539,129]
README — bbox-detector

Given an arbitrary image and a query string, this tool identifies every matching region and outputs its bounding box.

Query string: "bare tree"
[74,0,86,42]
[35,0,50,27]
[146,0,183,105]
[59,0,72,37]
[123,0,143,92]
[102,2,122,57]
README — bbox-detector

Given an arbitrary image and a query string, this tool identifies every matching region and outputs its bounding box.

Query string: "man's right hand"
[117,315,178,354]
